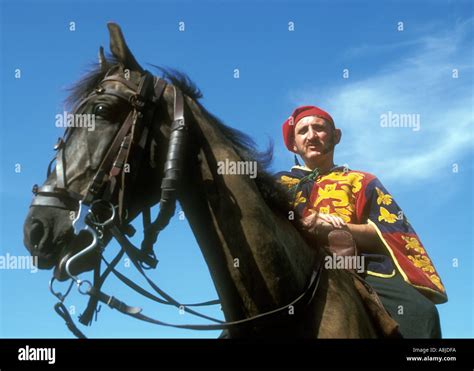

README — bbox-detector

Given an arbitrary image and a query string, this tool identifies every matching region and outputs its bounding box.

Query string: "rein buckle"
[129,94,146,110]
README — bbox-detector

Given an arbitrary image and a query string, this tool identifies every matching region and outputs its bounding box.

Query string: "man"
[275,105,447,338]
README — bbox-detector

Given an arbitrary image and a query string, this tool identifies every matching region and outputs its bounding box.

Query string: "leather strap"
[103,256,322,331]
[82,109,136,204]
[140,86,187,254]
[54,302,87,339]
[101,75,140,92]
[100,224,324,332]
[79,242,125,326]
[31,185,82,210]
[87,286,142,315]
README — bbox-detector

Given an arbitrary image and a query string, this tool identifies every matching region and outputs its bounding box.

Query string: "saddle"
[327,230,402,338]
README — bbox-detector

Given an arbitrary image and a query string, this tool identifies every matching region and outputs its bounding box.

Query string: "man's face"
[292,115,340,162]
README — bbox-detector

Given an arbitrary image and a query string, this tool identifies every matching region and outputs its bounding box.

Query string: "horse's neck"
[180,98,317,334]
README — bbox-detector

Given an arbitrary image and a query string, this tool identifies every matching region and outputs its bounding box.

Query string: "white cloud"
[286,18,473,185]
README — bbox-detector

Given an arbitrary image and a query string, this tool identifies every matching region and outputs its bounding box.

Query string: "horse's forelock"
[64,56,120,110]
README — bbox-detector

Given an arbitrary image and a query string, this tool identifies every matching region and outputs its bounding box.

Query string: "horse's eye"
[93,104,109,118]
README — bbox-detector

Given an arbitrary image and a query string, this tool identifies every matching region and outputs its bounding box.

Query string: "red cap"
[282,105,334,153]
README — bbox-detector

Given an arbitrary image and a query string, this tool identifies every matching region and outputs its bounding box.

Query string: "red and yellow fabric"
[276,166,447,304]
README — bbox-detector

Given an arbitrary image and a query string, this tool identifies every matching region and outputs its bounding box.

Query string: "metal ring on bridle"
[77,279,93,295]
[87,199,116,227]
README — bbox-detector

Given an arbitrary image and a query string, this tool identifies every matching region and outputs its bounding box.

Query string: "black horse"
[23,23,387,338]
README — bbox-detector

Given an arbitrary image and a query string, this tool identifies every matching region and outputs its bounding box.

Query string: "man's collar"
[291,165,313,172]
[291,164,345,174]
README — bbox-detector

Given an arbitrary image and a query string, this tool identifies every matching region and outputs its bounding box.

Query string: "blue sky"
[0,0,472,338]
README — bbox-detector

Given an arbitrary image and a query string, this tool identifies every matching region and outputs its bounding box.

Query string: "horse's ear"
[98,46,107,70]
[107,22,143,72]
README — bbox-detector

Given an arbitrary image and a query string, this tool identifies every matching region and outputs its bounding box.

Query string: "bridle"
[32,68,177,265]
[30,67,323,338]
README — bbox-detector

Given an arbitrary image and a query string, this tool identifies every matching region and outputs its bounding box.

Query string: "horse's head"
[23,23,180,281]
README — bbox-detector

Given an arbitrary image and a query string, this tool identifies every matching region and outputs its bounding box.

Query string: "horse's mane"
[65,59,292,215]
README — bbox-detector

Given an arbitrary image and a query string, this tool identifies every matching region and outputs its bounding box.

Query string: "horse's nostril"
[30,220,45,248]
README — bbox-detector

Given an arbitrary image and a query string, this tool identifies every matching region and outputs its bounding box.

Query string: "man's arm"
[345,222,385,254]
[300,212,386,254]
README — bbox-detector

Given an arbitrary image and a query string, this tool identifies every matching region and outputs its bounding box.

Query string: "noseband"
[29,69,322,338]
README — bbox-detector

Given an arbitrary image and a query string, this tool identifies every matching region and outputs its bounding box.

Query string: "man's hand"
[300,211,385,254]
[300,211,346,243]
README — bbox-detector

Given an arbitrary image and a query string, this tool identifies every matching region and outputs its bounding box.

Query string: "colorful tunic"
[276,165,447,304]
